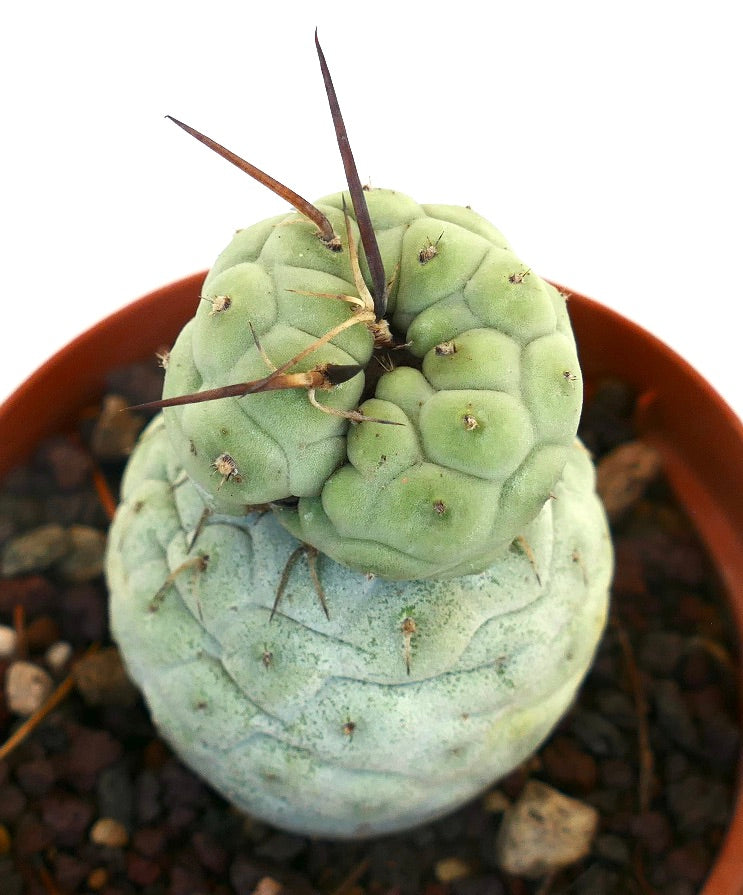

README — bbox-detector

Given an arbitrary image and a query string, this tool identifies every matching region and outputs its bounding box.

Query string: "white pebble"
[45,640,74,674]
[0,625,17,660]
[5,660,54,716]
[495,780,599,878]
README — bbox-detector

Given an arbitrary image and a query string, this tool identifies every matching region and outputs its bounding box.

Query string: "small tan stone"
[1,523,69,577]
[495,780,599,878]
[596,440,663,521]
[434,856,472,883]
[0,625,17,660]
[73,646,139,707]
[55,525,107,583]
[90,394,145,460]
[90,816,129,848]
[5,660,54,716]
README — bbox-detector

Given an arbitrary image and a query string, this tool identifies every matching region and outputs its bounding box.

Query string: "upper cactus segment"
[162,188,582,578]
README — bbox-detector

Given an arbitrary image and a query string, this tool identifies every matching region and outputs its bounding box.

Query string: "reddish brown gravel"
[0,367,739,895]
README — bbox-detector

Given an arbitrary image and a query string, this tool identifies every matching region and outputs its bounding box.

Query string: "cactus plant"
[106,34,612,838]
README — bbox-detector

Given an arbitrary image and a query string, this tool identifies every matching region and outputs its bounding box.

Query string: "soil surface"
[0,366,739,895]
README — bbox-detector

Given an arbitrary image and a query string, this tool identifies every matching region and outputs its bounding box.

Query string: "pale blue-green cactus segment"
[107,416,612,839]
[162,188,582,579]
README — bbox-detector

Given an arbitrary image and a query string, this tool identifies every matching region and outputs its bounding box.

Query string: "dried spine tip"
[513,536,541,586]
[165,115,339,247]
[248,320,278,371]
[287,287,365,310]
[187,506,212,553]
[271,543,329,622]
[201,294,232,316]
[509,269,531,284]
[305,545,330,620]
[149,554,209,613]
[307,383,404,427]
[338,200,393,349]
[342,719,356,738]
[435,340,457,356]
[563,370,577,381]
[374,353,395,373]
[262,649,273,669]
[572,549,588,584]
[463,414,478,431]
[212,453,242,488]
[401,617,417,675]
[419,233,443,263]
[433,500,447,515]
[155,349,170,369]
[271,545,305,622]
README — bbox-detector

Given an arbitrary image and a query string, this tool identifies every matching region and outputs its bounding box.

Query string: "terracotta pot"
[1,273,742,892]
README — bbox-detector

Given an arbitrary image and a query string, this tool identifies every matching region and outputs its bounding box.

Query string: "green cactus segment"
[418,390,534,479]
[163,203,374,508]
[107,417,612,838]
[162,188,581,576]
[283,348,577,577]
[421,328,521,393]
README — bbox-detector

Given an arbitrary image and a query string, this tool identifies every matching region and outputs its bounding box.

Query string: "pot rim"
[1,273,742,893]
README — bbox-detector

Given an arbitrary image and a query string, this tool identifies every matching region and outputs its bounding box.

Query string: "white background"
[1,2,741,419]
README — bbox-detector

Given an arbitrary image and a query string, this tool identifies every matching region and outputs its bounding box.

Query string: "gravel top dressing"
[0,364,739,895]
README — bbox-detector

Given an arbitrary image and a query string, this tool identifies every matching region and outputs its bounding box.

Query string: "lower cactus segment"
[106,417,612,839]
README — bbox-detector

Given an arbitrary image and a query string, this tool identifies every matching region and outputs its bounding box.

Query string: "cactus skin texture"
[163,189,582,579]
[107,415,611,839]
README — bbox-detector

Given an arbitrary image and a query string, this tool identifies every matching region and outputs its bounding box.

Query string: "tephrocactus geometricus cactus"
[106,33,613,838]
